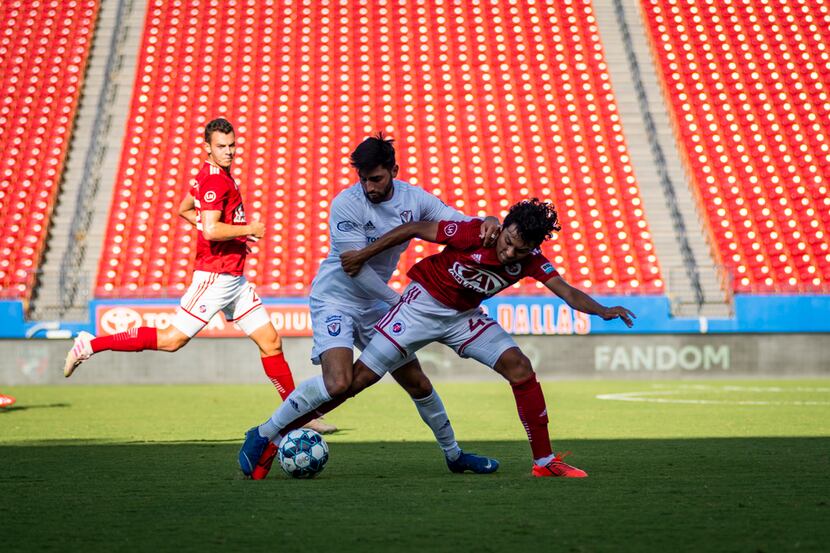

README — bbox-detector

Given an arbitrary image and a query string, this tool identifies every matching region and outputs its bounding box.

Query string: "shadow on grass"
[0,402,70,413]
[2,438,828,553]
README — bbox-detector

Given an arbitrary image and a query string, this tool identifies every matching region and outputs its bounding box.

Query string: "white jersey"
[311,179,468,307]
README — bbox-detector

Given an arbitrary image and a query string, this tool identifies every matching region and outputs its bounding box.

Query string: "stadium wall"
[2,295,828,385]
[1,333,827,386]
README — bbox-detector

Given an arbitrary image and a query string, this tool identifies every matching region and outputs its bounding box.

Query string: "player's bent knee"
[323,371,353,397]
[494,348,535,384]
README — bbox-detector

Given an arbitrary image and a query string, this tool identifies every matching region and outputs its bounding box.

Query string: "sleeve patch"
[336,220,359,232]
[541,262,555,274]
[444,222,458,237]
[203,190,217,203]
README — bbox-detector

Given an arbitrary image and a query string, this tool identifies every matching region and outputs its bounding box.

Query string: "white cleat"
[305,417,338,435]
[63,331,95,378]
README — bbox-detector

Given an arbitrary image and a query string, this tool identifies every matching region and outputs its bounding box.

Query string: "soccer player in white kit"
[62,119,329,433]
[240,134,502,478]
[246,199,636,477]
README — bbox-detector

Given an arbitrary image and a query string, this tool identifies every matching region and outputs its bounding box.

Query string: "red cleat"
[251,441,279,480]
[531,452,588,478]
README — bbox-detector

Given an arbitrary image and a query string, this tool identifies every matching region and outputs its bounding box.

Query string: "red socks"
[262,353,295,400]
[511,373,553,460]
[91,327,158,353]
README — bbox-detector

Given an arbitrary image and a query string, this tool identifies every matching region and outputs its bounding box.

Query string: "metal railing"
[58,0,132,315]
[612,0,706,312]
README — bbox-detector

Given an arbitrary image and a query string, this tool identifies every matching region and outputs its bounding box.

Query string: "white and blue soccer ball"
[277,428,329,478]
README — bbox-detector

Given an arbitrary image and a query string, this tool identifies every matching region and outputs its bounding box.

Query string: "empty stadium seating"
[642,0,830,293]
[96,0,662,298]
[0,0,100,304]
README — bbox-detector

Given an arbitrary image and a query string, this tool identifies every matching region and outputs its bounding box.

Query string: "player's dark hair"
[502,198,561,246]
[350,132,396,172]
[205,118,234,143]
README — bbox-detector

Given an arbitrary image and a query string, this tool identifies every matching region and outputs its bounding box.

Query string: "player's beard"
[365,181,394,203]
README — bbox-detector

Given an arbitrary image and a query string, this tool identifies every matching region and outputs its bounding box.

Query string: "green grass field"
[2,379,829,552]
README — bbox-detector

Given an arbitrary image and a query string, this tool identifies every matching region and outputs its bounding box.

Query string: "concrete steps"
[594,0,731,318]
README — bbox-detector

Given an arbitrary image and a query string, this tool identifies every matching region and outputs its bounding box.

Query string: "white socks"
[535,454,556,466]
[258,375,332,440]
[412,390,462,461]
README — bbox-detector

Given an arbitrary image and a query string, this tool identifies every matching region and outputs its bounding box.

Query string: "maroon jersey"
[407,219,560,311]
[190,162,248,275]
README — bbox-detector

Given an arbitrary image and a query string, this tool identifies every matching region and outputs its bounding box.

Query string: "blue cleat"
[239,426,270,477]
[446,451,500,474]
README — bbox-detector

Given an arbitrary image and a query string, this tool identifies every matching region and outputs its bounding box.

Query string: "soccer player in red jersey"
[62,119,332,434]
[242,198,635,478]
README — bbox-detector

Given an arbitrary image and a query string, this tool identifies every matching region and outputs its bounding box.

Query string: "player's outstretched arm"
[178,193,198,227]
[340,221,440,276]
[545,276,636,327]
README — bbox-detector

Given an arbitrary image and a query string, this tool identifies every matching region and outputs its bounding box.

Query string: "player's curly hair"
[205,118,234,143]
[502,198,561,246]
[350,132,396,172]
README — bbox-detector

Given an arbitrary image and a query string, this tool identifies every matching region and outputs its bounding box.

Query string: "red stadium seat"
[0,0,99,304]
[95,0,662,298]
[642,0,830,293]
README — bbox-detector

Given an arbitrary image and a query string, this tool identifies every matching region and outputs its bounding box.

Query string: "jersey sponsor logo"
[505,263,522,276]
[444,222,458,237]
[336,220,359,232]
[204,190,217,202]
[364,221,376,231]
[541,262,555,274]
[232,204,246,223]
[449,262,509,295]
[400,210,413,223]
[390,320,406,335]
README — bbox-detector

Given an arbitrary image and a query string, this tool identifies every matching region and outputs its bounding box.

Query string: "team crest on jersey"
[204,191,216,203]
[325,314,342,336]
[400,210,413,223]
[390,320,406,336]
[198,305,207,314]
[449,262,509,295]
[471,253,482,263]
[505,263,522,276]
[444,223,458,237]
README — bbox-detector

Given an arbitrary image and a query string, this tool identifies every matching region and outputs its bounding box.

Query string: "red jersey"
[407,219,560,311]
[190,162,248,275]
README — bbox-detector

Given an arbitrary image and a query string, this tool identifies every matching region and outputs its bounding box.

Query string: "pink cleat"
[63,331,94,378]
[532,452,588,478]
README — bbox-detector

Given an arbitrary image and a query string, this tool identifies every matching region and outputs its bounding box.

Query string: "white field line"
[596,386,830,406]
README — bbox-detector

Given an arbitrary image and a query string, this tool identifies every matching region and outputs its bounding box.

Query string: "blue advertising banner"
[1,295,829,339]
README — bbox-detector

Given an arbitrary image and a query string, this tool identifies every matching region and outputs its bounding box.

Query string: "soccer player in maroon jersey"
[62,118,333,433]
[242,198,635,478]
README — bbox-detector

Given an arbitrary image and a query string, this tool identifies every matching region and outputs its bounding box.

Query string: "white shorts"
[172,270,271,338]
[359,283,518,377]
[309,297,416,370]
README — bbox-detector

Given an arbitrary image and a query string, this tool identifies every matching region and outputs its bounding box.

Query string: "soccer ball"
[277,428,329,478]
